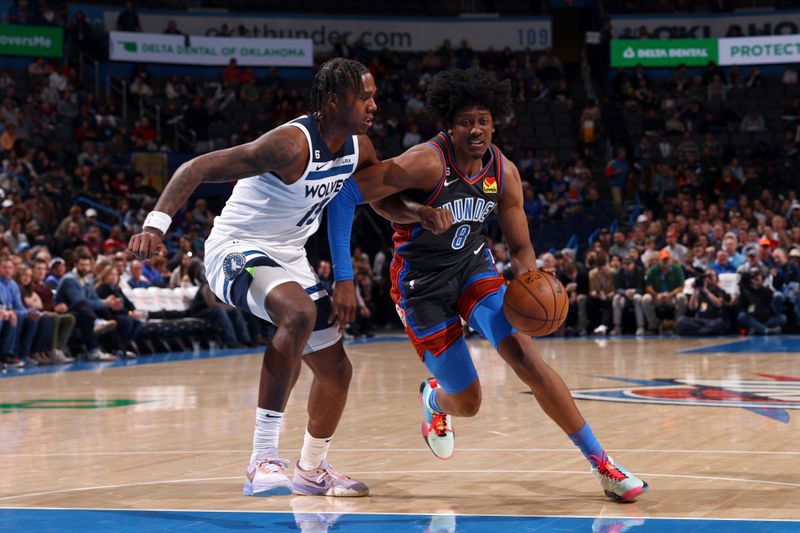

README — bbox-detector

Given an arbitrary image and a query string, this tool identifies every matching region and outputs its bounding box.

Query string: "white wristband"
[143,211,172,234]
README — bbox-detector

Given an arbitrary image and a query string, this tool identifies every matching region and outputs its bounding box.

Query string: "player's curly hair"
[425,68,513,126]
[308,58,369,119]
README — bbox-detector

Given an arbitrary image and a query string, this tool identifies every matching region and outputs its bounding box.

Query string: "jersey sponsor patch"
[483,176,498,194]
[222,252,247,281]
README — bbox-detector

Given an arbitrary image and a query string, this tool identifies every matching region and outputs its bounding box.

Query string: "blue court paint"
[680,335,800,354]
[0,336,411,379]
[1,508,799,532]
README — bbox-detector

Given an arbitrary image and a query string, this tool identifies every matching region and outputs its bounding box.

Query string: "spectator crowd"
[2,2,799,371]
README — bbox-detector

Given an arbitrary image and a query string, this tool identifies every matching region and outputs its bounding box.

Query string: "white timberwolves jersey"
[209,115,359,250]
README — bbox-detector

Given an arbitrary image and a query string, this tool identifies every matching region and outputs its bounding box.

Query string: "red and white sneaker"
[590,452,648,502]
[419,378,454,460]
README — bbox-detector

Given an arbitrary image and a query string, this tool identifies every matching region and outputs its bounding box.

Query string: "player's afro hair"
[308,58,369,119]
[425,68,513,126]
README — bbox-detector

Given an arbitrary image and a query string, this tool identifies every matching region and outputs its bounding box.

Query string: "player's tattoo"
[153,130,304,216]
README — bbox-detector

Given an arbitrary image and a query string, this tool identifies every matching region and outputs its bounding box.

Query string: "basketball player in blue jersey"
[328,68,648,502]
[128,58,451,498]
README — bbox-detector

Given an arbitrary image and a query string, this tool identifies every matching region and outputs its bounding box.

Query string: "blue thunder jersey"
[392,132,505,270]
[209,115,359,250]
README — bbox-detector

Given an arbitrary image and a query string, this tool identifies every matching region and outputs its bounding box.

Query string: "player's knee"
[280,300,316,335]
[327,354,352,386]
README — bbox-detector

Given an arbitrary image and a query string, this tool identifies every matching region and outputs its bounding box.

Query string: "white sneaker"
[50,349,74,364]
[93,319,117,334]
[86,350,116,362]
[635,327,646,337]
[243,450,292,497]
[593,324,608,336]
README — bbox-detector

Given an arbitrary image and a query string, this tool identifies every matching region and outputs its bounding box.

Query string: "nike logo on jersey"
[473,242,485,255]
[315,163,327,170]
[444,178,459,187]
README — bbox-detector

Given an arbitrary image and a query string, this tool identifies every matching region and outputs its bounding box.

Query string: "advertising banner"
[719,35,800,66]
[101,11,551,52]
[610,38,718,67]
[108,31,313,67]
[610,11,800,39]
[611,35,800,67]
[0,24,63,57]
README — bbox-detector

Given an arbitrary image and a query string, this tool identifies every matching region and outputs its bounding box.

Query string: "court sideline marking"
[1,469,798,503]
[2,447,799,457]
[1,505,800,524]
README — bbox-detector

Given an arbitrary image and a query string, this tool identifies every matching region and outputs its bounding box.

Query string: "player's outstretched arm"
[353,143,443,203]
[129,127,307,259]
[497,157,538,277]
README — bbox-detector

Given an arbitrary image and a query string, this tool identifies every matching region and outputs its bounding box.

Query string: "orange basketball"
[503,270,569,337]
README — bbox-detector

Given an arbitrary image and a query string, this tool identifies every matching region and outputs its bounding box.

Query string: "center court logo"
[569,374,800,423]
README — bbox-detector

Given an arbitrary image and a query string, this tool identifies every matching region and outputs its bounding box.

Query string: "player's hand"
[330,279,356,331]
[128,228,167,260]
[417,205,452,235]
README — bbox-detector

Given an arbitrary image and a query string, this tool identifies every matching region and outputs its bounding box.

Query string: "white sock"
[298,428,333,471]
[251,407,283,463]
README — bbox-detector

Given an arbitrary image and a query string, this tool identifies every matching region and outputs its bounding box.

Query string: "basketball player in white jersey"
[129,58,451,497]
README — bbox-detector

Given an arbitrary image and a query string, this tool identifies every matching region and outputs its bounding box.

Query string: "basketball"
[503,270,569,337]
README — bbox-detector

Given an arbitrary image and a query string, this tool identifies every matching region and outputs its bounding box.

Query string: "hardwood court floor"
[1,335,800,526]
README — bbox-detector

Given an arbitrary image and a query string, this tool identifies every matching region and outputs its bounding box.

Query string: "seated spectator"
[102,225,127,254]
[737,269,786,334]
[54,254,121,361]
[45,257,66,290]
[170,253,192,288]
[663,229,688,263]
[771,247,800,327]
[709,250,737,274]
[721,234,745,268]
[191,198,211,225]
[16,264,57,365]
[316,260,333,295]
[0,258,47,368]
[642,249,687,333]
[558,260,589,336]
[168,235,195,270]
[31,258,76,363]
[677,270,729,335]
[116,1,141,32]
[127,259,150,289]
[94,266,143,356]
[588,256,615,335]
[163,19,182,35]
[740,110,766,133]
[612,255,645,335]
[222,58,241,86]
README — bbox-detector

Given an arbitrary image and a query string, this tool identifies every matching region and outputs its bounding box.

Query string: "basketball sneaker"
[590,453,648,502]
[420,378,454,460]
[291,460,368,497]
[243,449,292,497]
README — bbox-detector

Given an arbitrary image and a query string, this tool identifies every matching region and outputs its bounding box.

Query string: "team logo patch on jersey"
[567,374,800,423]
[483,176,498,194]
[222,252,247,281]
